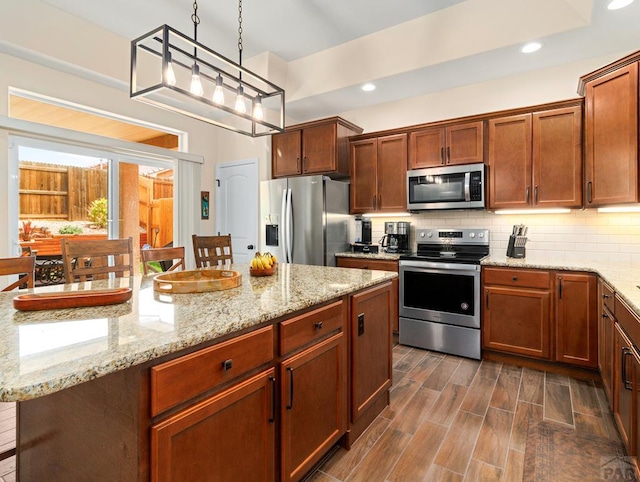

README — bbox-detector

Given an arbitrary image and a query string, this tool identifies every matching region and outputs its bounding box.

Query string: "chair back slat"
[141,247,186,275]
[61,237,133,283]
[0,256,35,291]
[192,235,233,268]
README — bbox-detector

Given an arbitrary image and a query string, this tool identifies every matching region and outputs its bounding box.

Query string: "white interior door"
[215,158,259,264]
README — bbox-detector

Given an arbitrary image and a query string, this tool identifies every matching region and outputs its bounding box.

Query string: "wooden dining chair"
[61,237,134,283]
[192,234,233,268]
[0,255,35,291]
[141,246,186,275]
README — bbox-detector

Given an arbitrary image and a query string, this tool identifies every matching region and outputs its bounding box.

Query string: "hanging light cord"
[192,1,200,59]
[238,0,243,80]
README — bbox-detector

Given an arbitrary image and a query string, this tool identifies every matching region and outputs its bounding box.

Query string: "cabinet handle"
[372,196,377,210]
[602,312,609,319]
[286,367,294,409]
[558,277,563,299]
[603,294,610,299]
[378,194,382,209]
[222,359,233,371]
[302,157,307,172]
[315,321,323,329]
[268,376,276,423]
[446,146,451,164]
[622,347,633,390]
[526,186,531,204]
[440,147,444,165]
[296,157,301,173]
[587,181,593,204]
[512,276,518,281]
[534,185,539,205]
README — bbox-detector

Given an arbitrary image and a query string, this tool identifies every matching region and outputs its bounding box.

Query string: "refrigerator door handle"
[286,188,293,262]
[280,188,288,262]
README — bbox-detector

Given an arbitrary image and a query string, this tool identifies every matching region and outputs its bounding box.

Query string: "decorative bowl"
[250,262,277,277]
[154,269,242,293]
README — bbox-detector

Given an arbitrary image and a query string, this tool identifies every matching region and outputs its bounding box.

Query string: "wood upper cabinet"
[280,333,346,482]
[408,121,484,169]
[488,103,583,210]
[350,282,392,422]
[151,368,276,482]
[584,63,639,206]
[554,273,597,368]
[271,117,362,179]
[350,134,407,214]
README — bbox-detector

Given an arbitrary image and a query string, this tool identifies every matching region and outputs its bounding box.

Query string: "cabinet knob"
[512,276,518,281]
[315,321,323,329]
[603,294,610,299]
[222,359,233,371]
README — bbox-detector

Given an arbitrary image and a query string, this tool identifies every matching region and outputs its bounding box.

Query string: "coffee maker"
[352,216,378,253]
[381,221,410,253]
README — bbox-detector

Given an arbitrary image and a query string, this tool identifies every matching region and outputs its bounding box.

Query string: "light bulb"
[213,74,225,104]
[235,85,246,113]
[253,96,263,120]
[164,53,176,86]
[190,64,204,96]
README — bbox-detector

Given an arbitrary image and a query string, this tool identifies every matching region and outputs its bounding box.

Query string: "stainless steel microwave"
[406,163,485,211]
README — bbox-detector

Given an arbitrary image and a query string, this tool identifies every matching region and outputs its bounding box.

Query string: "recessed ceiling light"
[521,42,542,54]
[361,83,376,92]
[608,0,634,10]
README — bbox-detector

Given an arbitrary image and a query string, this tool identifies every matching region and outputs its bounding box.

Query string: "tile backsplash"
[369,210,640,265]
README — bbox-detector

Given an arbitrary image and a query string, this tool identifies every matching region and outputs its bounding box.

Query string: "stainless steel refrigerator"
[259,176,350,266]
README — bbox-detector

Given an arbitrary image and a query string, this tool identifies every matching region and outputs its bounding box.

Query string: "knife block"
[506,235,526,258]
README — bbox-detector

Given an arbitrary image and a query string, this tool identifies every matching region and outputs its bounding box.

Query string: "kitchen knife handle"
[269,376,276,422]
[558,277,563,299]
[525,186,531,204]
[440,147,445,165]
[286,367,294,409]
[587,181,593,204]
[534,185,539,205]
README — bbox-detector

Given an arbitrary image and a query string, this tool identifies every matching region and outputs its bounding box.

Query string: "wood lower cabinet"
[614,323,634,452]
[151,369,276,482]
[599,280,616,404]
[350,134,407,213]
[483,268,552,359]
[555,273,597,368]
[582,62,639,206]
[408,121,484,168]
[280,333,346,482]
[336,257,399,332]
[487,102,583,210]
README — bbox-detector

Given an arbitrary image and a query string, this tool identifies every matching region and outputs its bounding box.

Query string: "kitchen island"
[0,263,396,481]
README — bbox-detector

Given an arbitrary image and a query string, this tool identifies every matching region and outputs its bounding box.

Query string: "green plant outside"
[88,198,108,228]
[58,225,83,235]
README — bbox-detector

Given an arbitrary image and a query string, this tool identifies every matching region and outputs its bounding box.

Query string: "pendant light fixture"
[130,0,285,137]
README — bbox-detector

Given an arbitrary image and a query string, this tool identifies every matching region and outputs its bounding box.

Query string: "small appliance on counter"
[354,216,372,244]
[506,224,528,258]
[350,243,379,254]
[381,221,411,253]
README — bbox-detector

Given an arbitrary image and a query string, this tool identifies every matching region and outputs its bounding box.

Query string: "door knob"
[247,244,254,249]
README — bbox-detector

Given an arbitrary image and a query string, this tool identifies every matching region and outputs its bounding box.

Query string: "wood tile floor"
[306,343,621,482]
[0,344,621,482]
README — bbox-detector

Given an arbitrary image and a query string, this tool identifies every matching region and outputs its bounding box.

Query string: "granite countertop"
[0,263,396,402]
[483,255,640,321]
[335,251,402,261]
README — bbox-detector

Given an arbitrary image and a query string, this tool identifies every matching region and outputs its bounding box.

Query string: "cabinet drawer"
[337,258,398,272]
[483,267,550,289]
[615,295,640,350]
[280,300,345,356]
[151,325,274,416]
[602,281,615,314]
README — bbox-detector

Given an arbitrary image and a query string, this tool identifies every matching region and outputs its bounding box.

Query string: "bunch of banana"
[251,252,277,269]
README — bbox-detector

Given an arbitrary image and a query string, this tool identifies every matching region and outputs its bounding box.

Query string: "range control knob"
[427,232,433,238]
[420,232,426,238]
[469,232,476,238]
[479,232,485,238]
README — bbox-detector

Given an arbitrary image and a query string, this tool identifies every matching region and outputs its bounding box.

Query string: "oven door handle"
[399,260,480,272]
[464,172,471,202]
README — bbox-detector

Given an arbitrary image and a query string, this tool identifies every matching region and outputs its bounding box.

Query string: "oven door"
[399,260,480,328]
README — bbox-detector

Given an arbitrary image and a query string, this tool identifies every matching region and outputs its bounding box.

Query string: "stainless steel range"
[399,228,489,360]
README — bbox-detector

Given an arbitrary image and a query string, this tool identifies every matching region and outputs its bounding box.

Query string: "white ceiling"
[40,0,640,122]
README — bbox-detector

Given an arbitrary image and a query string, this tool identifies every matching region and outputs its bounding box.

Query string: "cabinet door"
[584,63,639,206]
[272,130,302,177]
[151,369,276,482]
[408,128,445,169]
[351,282,392,421]
[350,139,378,214]
[614,324,634,452]
[302,123,337,174]
[555,273,597,367]
[446,121,484,166]
[533,106,583,208]
[483,285,550,359]
[600,307,615,405]
[487,114,532,209]
[377,134,407,212]
[280,333,346,482]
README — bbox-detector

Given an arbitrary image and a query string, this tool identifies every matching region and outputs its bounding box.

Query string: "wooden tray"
[250,262,277,277]
[13,288,133,311]
[154,269,242,293]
